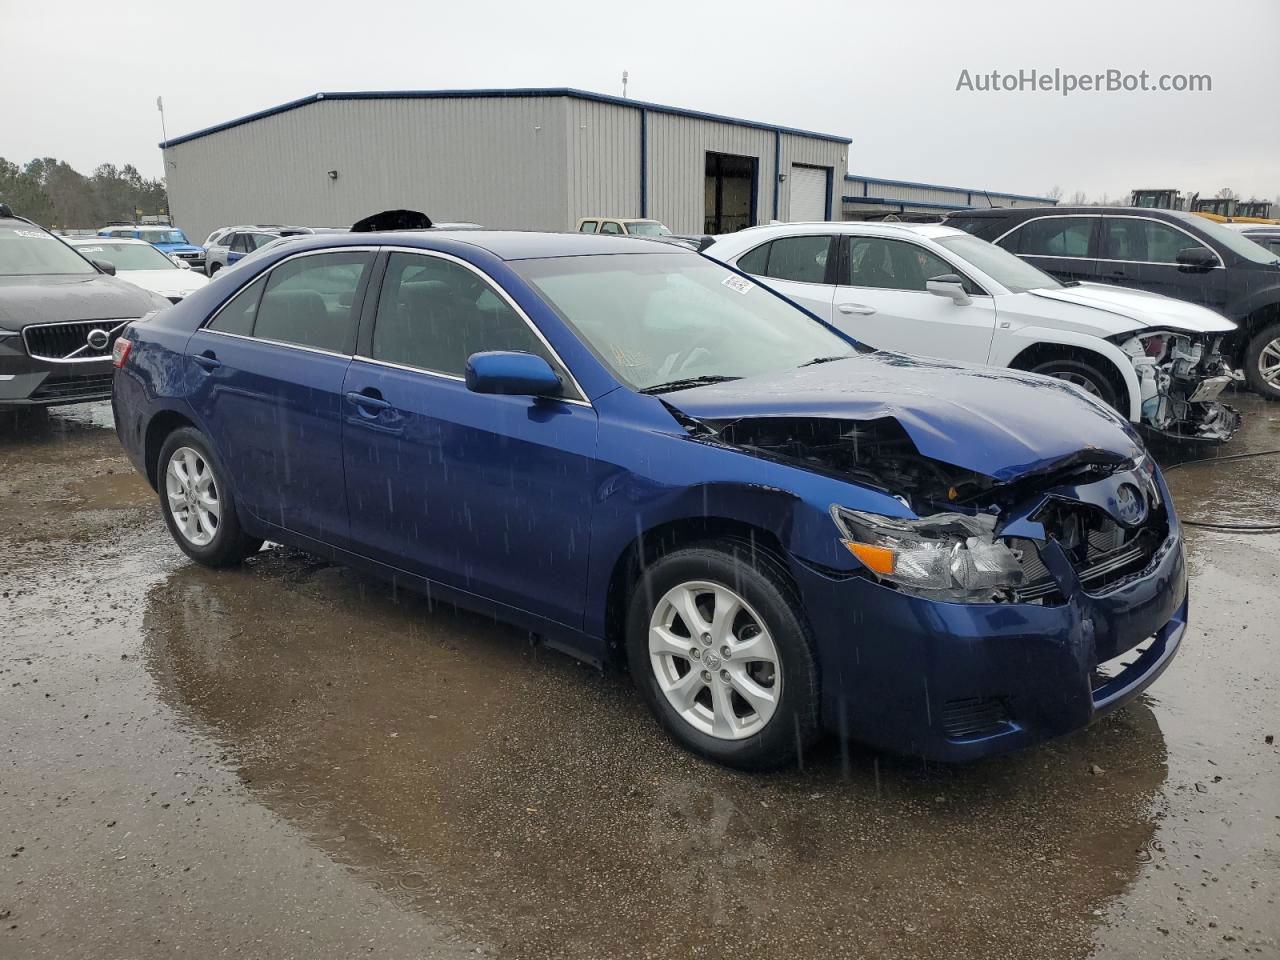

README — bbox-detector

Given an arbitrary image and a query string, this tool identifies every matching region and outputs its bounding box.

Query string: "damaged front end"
[1114,330,1241,442]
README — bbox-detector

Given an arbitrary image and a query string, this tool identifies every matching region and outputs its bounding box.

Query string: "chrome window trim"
[22,317,135,363]
[372,246,591,405]
[347,353,593,409]
[201,327,351,360]
[992,214,1224,269]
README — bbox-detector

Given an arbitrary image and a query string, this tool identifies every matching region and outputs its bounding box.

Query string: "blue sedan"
[109,230,1187,768]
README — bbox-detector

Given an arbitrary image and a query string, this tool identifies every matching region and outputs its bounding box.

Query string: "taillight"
[112,337,133,368]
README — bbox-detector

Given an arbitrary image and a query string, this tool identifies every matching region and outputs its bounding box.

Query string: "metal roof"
[845,173,1057,205]
[160,88,853,149]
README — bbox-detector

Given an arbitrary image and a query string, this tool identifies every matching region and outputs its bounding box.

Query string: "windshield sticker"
[722,274,755,295]
[78,246,105,253]
[13,230,56,240]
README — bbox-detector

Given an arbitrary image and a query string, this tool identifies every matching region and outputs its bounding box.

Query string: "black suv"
[945,206,1280,399]
[0,206,169,406]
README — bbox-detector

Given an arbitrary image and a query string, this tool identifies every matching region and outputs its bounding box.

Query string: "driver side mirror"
[172,256,191,270]
[1176,246,1217,269]
[93,259,116,276]
[926,273,971,305]
[465,351,562,398]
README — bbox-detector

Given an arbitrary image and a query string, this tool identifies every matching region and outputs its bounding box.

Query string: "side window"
[763,235,831,284]
[599,221,623,235]
[579,221,599,234]
[1010,218,1094,258]
[735,241,771,275]
[208,275,266,336]
[1101,218,1208,264]
[229,234,249,253]
[247,233,276,251]
[252,251,371,353]
[371,252,559,382]
[844,237,965,292]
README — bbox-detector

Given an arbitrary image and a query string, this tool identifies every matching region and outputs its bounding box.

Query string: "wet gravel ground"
[1,394,1278,959]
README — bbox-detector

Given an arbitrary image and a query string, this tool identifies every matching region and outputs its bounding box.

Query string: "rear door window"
[599,221,623,235]
[251,251,372,353]
[371,252,560,381]
[579,221,599,234]
[1005,217,1095,258]
[762,235,833,284]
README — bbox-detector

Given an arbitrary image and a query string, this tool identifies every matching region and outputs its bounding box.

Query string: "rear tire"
[207,261,221,277]
[1243,322,1280,400]
[625,539,820,770]
[1030,356,1122,412]
[157,427,261,567]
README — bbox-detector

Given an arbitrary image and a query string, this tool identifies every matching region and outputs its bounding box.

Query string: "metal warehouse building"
[161,88,851,243]
[841,174,1057,219]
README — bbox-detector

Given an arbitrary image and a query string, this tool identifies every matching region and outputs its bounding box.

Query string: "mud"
[1,394,1277,959]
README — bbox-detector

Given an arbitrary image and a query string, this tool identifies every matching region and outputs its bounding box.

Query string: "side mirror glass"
[465,351,562,398]
[93,259,116,276]
[1176,246,1217,268]
[926,273,971,304]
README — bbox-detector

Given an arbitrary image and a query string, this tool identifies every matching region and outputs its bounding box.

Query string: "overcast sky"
[4,0,1277,201]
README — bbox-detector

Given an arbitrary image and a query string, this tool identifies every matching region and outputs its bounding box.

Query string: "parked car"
[112,229,1187,769]
[704,222,1240,443]
[201,225,317,275]
[65,236,209,303]
[577,217,673,237]
[97,224,206,272]
[943,206,1280,400]
[1223,223,1280,257]
[0,205,170,406]
[203,228,284,275]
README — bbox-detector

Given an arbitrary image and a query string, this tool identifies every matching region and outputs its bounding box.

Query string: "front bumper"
[0,337,114,406]
[794,515,1188,762]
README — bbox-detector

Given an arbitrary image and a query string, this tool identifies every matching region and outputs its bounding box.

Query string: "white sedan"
[66,236,208,303]
[704,222,1241,441]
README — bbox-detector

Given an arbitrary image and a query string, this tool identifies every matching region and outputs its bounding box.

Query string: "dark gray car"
[0,209,170,406]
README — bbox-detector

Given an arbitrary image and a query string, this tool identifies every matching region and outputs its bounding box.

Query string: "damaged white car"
[704,222,1241,442]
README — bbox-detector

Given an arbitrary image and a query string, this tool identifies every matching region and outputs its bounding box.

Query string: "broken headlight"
[830,506,1024,603]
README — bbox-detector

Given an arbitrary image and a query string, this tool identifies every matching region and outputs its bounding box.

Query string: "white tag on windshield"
[722,274,754,295]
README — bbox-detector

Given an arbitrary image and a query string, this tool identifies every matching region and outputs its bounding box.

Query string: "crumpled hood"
[664,352,1144,483]
[0,274,166,329]
[1030,282,1235,334]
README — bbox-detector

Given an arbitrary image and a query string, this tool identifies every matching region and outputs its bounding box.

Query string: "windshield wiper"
[800,355,851,367]
[639,375,741,395]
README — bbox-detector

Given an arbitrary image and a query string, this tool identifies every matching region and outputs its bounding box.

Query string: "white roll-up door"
[789,165,828,221]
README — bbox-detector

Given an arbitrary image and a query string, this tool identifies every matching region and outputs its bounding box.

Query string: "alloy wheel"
[1258,337,1280,387]
[1050,370,1103,397]
[165,446,220,547]
[648,580,781,740]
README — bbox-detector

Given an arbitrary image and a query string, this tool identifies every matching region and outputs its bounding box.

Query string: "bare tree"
[1046,185,1063,201]
[1067,190,1089,205]
[1216,187,1239,200]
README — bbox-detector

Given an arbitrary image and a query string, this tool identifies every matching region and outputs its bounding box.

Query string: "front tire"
[1243,322,1280,400]
[625,539,820,770]
[1030,356,1121,412]
[158,427,261,567]
[207,261,221,277]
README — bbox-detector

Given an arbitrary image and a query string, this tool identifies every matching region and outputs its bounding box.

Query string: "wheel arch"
[1002,329,1141,421]
[143,409,198,490]
[602,516,793,670]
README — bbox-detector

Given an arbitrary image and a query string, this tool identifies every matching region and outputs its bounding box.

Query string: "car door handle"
[345,390,391,412]
[838,303,876,315]
[192,352,221,371]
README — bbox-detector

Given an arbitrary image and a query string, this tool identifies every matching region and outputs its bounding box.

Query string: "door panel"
[832,236,997,363]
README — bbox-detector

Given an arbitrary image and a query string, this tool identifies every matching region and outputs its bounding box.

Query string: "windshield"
[627,221,672,237]
[0,226,97,276]
[70,241,177,271]
[514,253,856,392]
[1171,213,1280,265]
[936,233,1062,294]
[138,230,188,245]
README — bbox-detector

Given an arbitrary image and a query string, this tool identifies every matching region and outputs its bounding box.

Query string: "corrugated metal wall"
[163,93,850,243]
[164,96,571,242]
[841,176,1056,219]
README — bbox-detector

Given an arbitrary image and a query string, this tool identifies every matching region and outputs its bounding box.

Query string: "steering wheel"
[667,335,723,378]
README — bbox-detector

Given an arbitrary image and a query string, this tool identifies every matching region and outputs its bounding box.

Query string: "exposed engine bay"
[1115,329,1241,442]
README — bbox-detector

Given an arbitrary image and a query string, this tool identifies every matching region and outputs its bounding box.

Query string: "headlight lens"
[831,506,1025,603]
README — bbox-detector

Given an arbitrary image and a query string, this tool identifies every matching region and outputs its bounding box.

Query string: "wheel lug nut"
[720,645,731,658]
[700,632,712,646]
[720,669,730,683]
[689,647,700,660]
[701,670,712,683]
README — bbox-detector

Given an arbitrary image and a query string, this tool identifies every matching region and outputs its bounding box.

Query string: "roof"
[845,173,1058,205]
[264,229,690,261]
[708,221,967,249]
[160,88,852,149]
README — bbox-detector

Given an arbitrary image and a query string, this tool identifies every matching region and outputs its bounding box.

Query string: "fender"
[1227,285,1280,328]
[988,324,1141,422]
